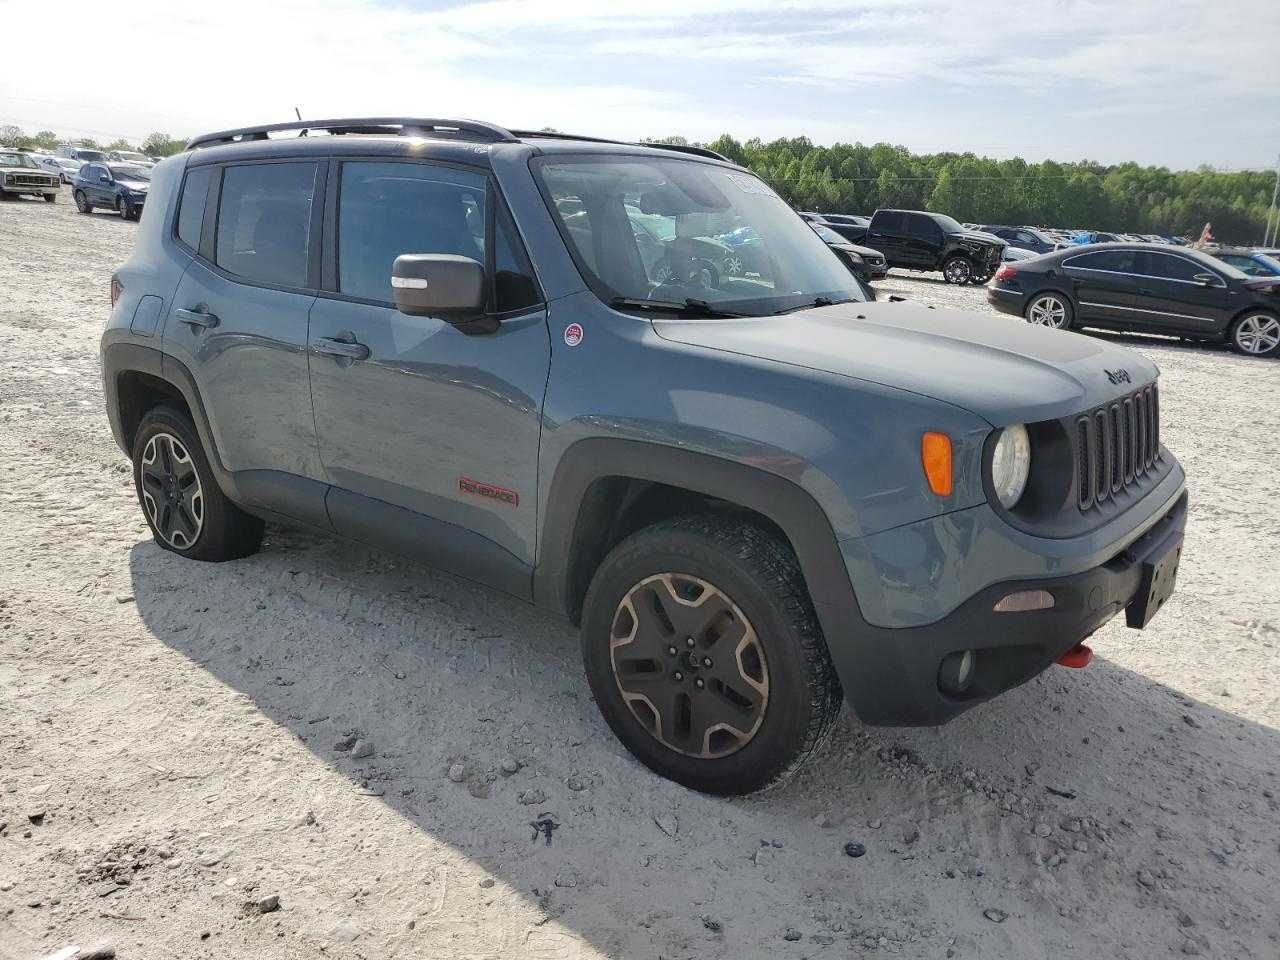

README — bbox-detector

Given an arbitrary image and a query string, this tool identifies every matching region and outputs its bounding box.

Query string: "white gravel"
[2,191,1278,959]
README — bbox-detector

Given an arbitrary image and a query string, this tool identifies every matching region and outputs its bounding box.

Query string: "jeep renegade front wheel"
[131,405,264,561]
[581,516,841,795]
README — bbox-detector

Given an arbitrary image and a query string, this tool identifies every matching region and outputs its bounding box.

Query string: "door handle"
[174,307,219,329]
[311,337,370,361]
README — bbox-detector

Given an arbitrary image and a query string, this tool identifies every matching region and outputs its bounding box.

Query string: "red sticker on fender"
[564,323,583,347]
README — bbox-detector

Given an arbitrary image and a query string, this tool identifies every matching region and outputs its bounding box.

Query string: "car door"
[81,164,103,202]
[865,211,907,264]
[1062,249,1144,324]
[307,158,550,596]
[1129,251,1232,335]
[162,158,330,524]
[904,213,943,266]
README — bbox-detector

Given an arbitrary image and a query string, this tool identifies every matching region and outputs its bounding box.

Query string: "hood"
[117,179,149,191]
[652,300,1158,425]
[956,229,1005,246]
[847,243,885,259]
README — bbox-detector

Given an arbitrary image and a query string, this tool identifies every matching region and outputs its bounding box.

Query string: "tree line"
[0,125,186,158]
[680,135,1273,245]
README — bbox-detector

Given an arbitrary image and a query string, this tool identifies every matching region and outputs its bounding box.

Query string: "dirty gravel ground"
[1,192,1278,960]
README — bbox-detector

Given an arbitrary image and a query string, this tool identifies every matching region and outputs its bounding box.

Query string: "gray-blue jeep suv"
[101,118,1188,794]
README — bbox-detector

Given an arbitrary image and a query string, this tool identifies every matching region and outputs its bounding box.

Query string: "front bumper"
[830,490,1187,726]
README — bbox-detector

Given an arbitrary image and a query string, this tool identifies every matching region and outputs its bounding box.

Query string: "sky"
[2,0,1278,170]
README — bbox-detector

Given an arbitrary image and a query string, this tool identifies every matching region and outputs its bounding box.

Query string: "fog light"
[993,589,1055,613]
[938,649,975,695]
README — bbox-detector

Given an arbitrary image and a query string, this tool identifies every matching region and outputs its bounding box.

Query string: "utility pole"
[1266,153,1280,247]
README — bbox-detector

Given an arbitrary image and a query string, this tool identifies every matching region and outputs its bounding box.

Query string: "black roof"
[185,117,730,164]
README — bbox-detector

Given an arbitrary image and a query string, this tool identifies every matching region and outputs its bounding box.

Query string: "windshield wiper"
[771,296,857,316]
[610,297,745,319]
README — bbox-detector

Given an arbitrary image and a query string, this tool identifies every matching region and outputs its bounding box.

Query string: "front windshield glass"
[115,152,147,162]
[0,152,37,168]
[77,150,106,161]
[534,155,868,314]
[933,213,964,233]
[109,164,150,182]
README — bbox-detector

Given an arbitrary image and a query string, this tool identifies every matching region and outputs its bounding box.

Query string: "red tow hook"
[1057,643,1093,669]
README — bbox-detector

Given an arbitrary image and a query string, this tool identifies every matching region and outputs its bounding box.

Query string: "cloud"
[1,0,1276,167]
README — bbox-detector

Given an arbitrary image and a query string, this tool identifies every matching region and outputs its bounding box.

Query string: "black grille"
[1076,383,1161,511]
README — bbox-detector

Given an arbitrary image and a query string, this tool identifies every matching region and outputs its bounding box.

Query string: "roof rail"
[508,129,729,163]
[187,117,519,150]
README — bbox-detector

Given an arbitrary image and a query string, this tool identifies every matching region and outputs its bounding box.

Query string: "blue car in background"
[73,161,151,220]
[1212,248,1280,277]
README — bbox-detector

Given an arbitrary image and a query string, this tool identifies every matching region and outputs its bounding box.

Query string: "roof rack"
[187,117,520,150]
[508,130,729,162]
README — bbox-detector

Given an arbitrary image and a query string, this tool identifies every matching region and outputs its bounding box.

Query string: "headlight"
[990,424,1031,508]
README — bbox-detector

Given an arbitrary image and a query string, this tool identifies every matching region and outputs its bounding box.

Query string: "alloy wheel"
[943,258,971,284]
[139,432,204,549]
[1027,295,1069,328]
[610,573,769,759]
[1233,314,1280,355]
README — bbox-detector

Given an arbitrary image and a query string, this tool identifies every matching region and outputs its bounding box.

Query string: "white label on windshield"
[727,173,778,198]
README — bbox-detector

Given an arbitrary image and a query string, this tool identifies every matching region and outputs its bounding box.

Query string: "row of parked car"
[0,144,156,219]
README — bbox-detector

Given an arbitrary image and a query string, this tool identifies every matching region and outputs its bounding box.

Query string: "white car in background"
[106,150,155,168]
[35,155,80,183]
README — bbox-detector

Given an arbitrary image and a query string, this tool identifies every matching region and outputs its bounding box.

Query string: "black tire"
[942,255,972,285]
[1226,311,1280,358]
[131,405,264,562]
[74,190,92,214]
[43,193,56,203]
[118,196,133,220]
[580,514,841,795]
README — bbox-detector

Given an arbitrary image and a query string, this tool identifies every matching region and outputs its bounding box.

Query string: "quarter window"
[215,162,318,288]
[338,161,487,303]
[176,166,213,251]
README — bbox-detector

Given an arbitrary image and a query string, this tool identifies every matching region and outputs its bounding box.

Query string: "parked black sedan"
[988,243,1280,357]
[810,222,885,295]
[979,225,1062,255]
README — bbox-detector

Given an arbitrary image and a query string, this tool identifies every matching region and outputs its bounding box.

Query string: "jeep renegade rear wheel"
[581,515,841,795]
[132,405,264,561]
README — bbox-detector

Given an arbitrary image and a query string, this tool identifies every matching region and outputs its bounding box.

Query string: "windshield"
[109,164,150,182]
[535,155,868,314]
[0,152,37,168]
[76,150,106,161]
[932,213,965,233]
[115,151,147,162]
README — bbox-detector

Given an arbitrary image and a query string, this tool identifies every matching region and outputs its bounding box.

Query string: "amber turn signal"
[921,432,953,497]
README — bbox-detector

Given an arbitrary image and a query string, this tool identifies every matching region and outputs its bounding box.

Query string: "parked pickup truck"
[860,209,1006,284]
[101,118,1186,795]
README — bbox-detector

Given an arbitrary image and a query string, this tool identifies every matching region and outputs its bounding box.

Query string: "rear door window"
[337,161,487,303]
[215,162,318,288]
[1067,250,1139,273]
[1141,252,1208,282]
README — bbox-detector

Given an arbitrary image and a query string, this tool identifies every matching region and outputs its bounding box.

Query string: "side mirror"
[99,174,110,183]
[391,254,495,334]
[1192,273,1218,287]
